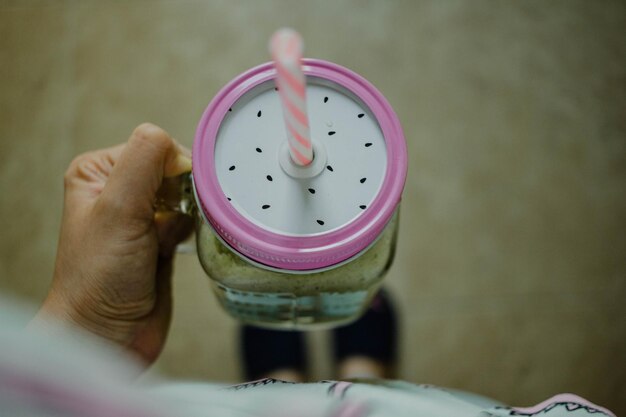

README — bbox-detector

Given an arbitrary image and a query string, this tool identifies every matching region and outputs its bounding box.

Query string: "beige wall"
[1,0,624,413]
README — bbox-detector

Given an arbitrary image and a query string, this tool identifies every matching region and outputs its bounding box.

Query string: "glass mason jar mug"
[160,59,407,330]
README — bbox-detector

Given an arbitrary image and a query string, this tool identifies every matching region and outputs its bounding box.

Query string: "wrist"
[33,288,137,348]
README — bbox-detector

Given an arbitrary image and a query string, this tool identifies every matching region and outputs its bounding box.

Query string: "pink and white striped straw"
[270,28,313,166]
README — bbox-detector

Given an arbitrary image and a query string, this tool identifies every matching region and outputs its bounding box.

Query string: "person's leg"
[337,356,389,379]
[240,290,397,382]
[263,368,305,382]
[333,289,398,380]
[240,326,307,382]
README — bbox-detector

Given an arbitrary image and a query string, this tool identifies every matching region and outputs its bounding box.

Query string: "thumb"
[100,123,191,221]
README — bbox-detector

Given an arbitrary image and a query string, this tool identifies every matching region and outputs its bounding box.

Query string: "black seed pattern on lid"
[229,165,236,171]
[326,165,334,172]
[229,108,233,112]
[365,142,372,147]
[360,177,367,183]
[257,110,262,117]
[308,188,315,194]
[358,113,364,118]
[227,197,232,201]
[359,205,366,209]
[323,96,329,103]
[317,220,325,225]
[266,175,273,181]
[274,87,279,91]
[328,131,336,136]
[256,147,262,153]
[262,204,270,210]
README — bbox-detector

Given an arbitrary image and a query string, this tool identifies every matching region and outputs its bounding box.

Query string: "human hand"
[33,123,193,366]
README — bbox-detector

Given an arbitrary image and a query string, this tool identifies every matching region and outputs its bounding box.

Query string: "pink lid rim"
[192,59,407,271]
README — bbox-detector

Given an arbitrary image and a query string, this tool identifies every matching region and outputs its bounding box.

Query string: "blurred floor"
[1,0,625,413]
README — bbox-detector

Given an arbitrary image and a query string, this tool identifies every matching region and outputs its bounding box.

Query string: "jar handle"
[154,172,194,216]
[154,172,196,254]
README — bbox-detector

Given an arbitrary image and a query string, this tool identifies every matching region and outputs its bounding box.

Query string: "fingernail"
[172,139,192,158]
[179,144,192,158]
[166,154,192,177]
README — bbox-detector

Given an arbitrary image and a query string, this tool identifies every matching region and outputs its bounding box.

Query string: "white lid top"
[214,77,387,236]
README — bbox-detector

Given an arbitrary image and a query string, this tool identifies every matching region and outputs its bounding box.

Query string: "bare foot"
[338,355,388,380]
[265,368,306,383]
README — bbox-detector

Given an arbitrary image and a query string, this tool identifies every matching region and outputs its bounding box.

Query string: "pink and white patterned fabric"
[0,298,615,417]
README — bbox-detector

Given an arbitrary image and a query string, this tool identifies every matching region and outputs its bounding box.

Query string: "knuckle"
[95,191,132,219]
[95,192,121,212]
[133,122,161,138]
[130,123,172,151]
[63,152,95,188]
[94,193,151,237]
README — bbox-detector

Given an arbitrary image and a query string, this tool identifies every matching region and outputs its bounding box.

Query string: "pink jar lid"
[192,59,407,271]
